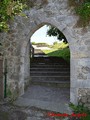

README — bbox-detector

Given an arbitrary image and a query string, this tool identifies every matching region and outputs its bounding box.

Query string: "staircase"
[14,56,71,113]
[30,56,70,87]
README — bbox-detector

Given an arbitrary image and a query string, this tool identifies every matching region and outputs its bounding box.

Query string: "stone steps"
[32,57,69,64]
[31,82,70,88]
[31,76,70,80]
[30,71,69,73]
[30,57,70,87]
[31,65,69,68]
[30,71,70,76]
[30,72,70,76]
[32,76,70,85]
[31,76,70,87]
[30,68,70,72]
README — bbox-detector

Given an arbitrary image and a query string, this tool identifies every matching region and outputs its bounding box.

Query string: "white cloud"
[31,25,59,45]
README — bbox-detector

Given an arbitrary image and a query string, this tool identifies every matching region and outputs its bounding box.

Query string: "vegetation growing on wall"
[1,0,90,32]
[69,0,90,27]
[69,103,90,120]
[0,0,48,32]
[0,0,28,32]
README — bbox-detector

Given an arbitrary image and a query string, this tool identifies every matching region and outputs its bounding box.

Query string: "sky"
[31,25,60,45]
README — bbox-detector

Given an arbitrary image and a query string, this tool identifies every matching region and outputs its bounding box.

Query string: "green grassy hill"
[42,42,70,63]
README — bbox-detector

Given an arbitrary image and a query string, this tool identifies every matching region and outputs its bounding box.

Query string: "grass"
[42,42,70,63]
[51,42,69,49]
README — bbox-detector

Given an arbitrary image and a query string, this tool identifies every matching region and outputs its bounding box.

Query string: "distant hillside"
[32,42,50,47]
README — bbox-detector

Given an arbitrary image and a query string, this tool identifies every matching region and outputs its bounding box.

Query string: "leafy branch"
[69,0,90,27]
[0,0,27,32]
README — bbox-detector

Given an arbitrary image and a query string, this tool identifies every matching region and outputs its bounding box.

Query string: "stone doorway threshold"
[14,85,72,114]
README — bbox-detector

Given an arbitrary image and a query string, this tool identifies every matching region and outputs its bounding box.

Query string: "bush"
[0,0,27,32]
[76,2,90,26]
[69,103,90,120]
[69,0,90,27]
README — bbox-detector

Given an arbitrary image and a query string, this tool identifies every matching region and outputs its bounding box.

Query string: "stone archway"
[18,20,77,105]
[0,0,90,107]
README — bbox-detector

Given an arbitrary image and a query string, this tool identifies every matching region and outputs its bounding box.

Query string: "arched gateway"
[0,0,90,108]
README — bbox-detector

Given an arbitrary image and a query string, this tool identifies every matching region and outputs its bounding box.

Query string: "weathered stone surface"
[87,95,90,103]
[82,66,90,74]
[78,88,90,109]
[0,0,90,108]
[77,73,87,80]
[81,96,88,103]
[0,103,66,120]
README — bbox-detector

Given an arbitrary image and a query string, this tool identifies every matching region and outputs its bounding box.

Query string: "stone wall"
[24,41,31,89]
[0,38,4,99]
[78,88,90,109]
[0,0,90,107]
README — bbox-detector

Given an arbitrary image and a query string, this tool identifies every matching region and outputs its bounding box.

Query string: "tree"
[47,26,68,43]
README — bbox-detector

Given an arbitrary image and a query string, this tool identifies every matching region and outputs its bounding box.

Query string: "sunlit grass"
[42,42,70,63]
